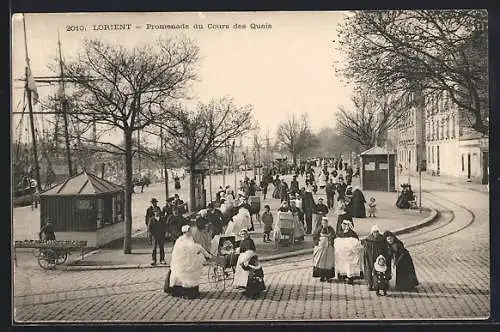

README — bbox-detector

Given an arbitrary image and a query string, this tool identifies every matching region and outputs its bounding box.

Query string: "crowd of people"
[150,157,418,300]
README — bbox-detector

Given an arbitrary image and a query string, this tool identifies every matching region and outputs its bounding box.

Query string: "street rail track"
[403,190,476,248]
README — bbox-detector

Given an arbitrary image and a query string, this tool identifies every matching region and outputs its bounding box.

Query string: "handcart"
[273,212,296,249]
[207,235,239,290]
[14,240,88,270]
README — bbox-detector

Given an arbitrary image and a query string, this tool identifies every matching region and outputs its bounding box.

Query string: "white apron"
[334,237,363,278]
[313,235,335,270]
[233,250,255,288]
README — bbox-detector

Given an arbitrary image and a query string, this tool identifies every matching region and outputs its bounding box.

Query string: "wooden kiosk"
[359,146,396,192]
[39,171,125,248]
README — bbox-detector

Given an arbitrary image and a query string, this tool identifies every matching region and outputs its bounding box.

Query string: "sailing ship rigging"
[13,14,88,205]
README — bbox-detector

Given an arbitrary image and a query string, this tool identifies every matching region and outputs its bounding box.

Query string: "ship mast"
[57,32,73,176]
[22,14,42,193]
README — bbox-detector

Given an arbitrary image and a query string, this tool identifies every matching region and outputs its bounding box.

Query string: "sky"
[11,11,354,145]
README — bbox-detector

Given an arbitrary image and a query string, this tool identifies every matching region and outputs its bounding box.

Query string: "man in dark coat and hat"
[206,202,224,237]
[349,187,367,218]
[362,225,390,290]
[145,198,162,245]
[302,184,316,234]
[147,201,167,266]
[336,177,347,200]
[290,175,299,197]
[39,218,56,241]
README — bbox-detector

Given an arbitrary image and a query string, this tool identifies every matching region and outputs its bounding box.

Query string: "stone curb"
[60,207,439,272]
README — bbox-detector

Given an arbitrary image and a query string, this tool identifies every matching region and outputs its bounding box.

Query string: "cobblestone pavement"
[13,178,489,322]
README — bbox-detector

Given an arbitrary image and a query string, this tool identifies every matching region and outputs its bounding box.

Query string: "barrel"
[248,196,261,215]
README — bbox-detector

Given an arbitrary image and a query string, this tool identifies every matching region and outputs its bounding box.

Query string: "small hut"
[39,171,125,248]
[360,146,396,192]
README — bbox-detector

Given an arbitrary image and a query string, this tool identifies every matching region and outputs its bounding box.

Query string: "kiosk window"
[76,199,91,210]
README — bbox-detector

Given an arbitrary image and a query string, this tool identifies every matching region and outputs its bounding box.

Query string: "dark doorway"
[467,153,471,179]
[482,151,488,184]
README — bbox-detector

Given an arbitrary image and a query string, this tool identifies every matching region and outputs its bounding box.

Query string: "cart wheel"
[38,249,57,270]
[56,251,68,265]
[207,265,224,290]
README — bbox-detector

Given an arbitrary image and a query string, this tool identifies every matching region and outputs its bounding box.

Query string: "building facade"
[392,92,426,174]
[394,90,488,183]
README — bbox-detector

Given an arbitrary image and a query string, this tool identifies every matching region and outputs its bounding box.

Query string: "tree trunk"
[292,152,297,166]
[123,129,134,254]
[189,164,196,212]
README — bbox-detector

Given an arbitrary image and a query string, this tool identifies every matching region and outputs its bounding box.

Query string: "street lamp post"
[208,157,213,203]
[232,141,237,191]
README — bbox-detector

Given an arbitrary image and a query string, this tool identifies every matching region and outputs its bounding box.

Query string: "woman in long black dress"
[349,187,367,218]
[383,231,419,291]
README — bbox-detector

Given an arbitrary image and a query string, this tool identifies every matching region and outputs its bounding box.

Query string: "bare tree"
[311,127,362,157]
[63,38,199,254]
[335,10,488,134]
[335,90,403,150]
[276,113,318,165]
[160,97,253,211]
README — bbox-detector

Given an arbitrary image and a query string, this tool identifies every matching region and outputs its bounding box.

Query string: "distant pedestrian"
[326,178,336,209]
[261,205,273,243]
[279,179,290,203]
[368,197,377,217]
[260,180,269,200]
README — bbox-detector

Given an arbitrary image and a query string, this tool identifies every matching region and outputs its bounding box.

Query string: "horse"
[132,176,151,193]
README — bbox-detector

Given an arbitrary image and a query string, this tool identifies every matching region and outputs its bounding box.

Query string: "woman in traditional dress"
[335,197,354,235]
[224,208,252,247]
[233,229,257,289]
[349,187,367,218]
[312,217,336,282]
[383,231,419,291]
[272,175,281,199]
[166,225,211,299]
[239,229,256,253]
[362,225,390,291]
[335,219,361,284]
